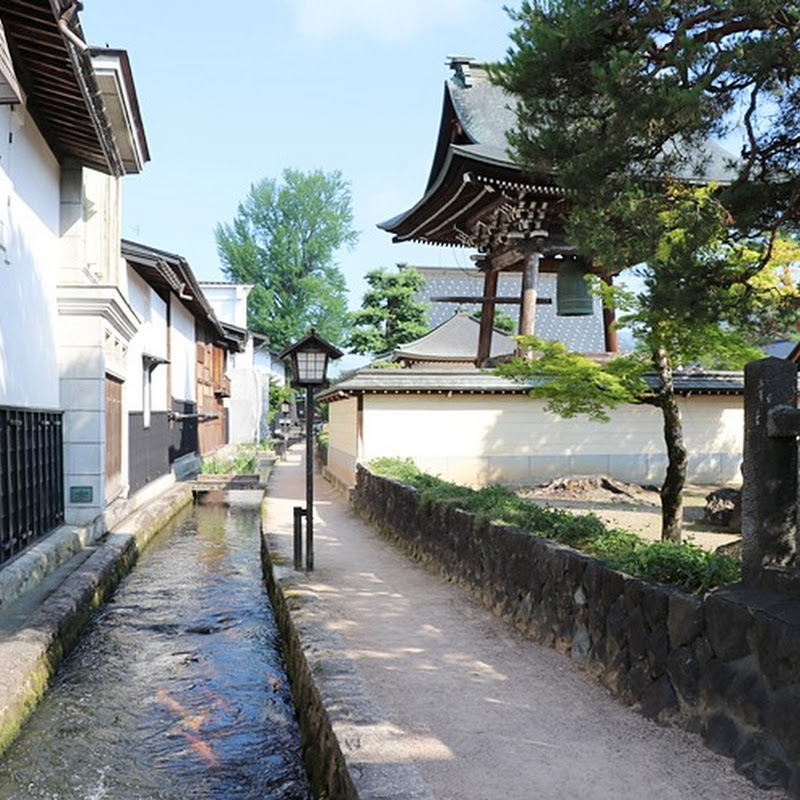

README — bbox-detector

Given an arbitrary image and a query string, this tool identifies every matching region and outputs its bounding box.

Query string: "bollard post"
[742,358,799,586]
[293,506,306,570]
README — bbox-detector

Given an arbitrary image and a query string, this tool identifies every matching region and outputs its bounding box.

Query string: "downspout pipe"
[53,0,125,177]
[57,2,88,52]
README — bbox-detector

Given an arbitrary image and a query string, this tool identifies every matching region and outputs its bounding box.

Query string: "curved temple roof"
[392,311,515,365]
[379,57,737,253]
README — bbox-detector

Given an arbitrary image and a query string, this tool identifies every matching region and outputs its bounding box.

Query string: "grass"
[368,457,741,594]
[201,443,262,475]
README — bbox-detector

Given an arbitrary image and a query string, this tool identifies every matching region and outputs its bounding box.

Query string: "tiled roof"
[444,59,737,185]
[394,312,515,362]
[122,239,228,343]
[318,366,750,402]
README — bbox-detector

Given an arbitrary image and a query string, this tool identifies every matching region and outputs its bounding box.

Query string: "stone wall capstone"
[353,465,800,797]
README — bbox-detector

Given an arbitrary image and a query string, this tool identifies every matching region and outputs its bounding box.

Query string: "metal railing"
[0,406,64,567]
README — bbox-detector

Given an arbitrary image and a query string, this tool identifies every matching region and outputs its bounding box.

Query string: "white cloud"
[293,0,485,43]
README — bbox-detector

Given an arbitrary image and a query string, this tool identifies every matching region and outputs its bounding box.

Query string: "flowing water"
[0,491,312,800]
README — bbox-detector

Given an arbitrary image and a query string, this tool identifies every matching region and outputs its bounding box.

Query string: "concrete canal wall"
[0,484,193,754]
[352,466,800,797]
[259,533,359,800]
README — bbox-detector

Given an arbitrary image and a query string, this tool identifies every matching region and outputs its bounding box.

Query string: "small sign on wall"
[69,486,93,504]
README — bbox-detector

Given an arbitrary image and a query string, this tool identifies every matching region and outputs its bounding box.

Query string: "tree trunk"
[654,346,687,543]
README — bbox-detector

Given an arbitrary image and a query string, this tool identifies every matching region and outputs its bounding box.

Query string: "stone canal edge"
[0,484,195,755]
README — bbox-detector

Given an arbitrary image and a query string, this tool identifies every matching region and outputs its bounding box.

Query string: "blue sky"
[82,1,516,308]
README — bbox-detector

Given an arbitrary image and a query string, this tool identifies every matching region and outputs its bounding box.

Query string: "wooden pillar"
[477,267,498,366]
[602,274,619,353]
[518,244,541,340]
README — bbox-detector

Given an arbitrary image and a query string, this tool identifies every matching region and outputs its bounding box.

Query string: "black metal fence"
[0,406,64,567]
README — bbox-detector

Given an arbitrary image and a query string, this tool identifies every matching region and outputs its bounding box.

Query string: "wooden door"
[105,375,123,500]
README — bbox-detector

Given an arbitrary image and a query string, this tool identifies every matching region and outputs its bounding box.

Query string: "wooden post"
[518,244,541,342]
[742,358,799,589]
[477,267,498,366]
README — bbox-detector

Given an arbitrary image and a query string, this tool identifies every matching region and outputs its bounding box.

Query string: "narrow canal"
[0,491,313,800]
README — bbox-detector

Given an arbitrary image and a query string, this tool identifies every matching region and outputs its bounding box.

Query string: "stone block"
[667,645,701,706]
[724,660,772,729]
[641,582,669,629]
[601,568,626,610]
[623,576,646,617]
[703,710,743,758]
[768,684,800,761]
[646,622,670,679]
[626,658,653,703]
[605,595,628,659]
[700,659,740,707]
[752,602,800,690]
[627,605,649,662]
[735,733,791,792]
[704,592,752,661]
[570,622,591,663]
[599,646,630,696]
[667,590,703,648]
[641,674,679,721]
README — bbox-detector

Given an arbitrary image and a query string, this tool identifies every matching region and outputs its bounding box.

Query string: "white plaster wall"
[200,283,251,328]
[170,299,196,403]
[126,267,169,412]
[0,105,61,408]
[327,397,358,486]
[353,393,743,487]
[83,168,122,284]
[228,368,261,444]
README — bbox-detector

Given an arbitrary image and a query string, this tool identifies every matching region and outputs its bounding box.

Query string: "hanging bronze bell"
[556,261,594,316]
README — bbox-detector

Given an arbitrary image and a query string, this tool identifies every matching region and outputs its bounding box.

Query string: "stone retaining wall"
[259,537,359,800]
[353,466,800,797]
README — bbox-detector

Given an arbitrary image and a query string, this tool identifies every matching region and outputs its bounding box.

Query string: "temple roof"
[379,56,737,253]
[392,311,515,365]
[379,59,568,251]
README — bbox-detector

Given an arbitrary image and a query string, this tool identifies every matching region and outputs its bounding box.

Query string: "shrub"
[368,457,741,594]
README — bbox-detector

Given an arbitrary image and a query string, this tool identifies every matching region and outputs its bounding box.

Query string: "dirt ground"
[516,475,742,553]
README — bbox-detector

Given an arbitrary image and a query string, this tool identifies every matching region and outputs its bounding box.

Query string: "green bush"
[368,457,741,594]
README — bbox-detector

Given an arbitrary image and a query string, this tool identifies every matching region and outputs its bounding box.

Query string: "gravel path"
[265,452,782,800]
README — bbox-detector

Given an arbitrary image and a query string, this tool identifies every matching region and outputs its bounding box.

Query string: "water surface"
[0,491,311,800]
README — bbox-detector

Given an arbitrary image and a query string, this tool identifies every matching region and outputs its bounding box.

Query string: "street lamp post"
[278,330,342,571]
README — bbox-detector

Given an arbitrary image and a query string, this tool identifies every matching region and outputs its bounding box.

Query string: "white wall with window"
[126,267,168,422]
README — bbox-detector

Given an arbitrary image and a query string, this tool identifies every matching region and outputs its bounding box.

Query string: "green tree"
[215,168,358,352]
[470,307,517,334]
[347,267,429,355]
[725,235,800,349]
[494,1,800,541]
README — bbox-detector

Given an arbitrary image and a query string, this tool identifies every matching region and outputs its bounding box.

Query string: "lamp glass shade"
[294,349,328,384]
